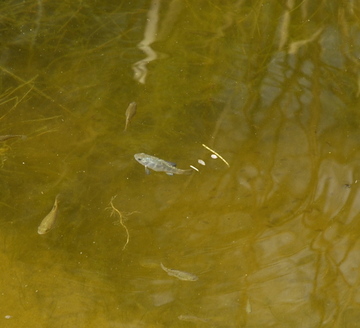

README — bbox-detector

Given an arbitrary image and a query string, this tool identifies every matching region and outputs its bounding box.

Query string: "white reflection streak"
[277,0,294,50]
[288,28,323,55]
[132,0,160,84]
[345,186,360,224]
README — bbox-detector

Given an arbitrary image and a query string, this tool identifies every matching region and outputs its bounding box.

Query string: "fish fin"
[166,172,174,176]
[166,161,177,167]
[145,167,150,175]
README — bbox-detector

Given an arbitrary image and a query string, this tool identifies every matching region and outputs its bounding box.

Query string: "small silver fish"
[134,153,192,175]
[178,315,209,323]
[160,262,198,281]
[38,195,60,235]
[124,102,137,132]
[245,298,252,313]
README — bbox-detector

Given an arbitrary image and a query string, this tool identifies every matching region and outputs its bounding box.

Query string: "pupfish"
[38,194,60,235]
[124,102,137,132]
[134,153,192,175]
[160,262,198,281]
[178,315,209,323]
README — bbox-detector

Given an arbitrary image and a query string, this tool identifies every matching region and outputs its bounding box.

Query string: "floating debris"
[160,262,198,281]
[124,102,137,132]
[190,165,199,172]
[197,159,206,166]
[202,144,230,167]
[38,194,60,234]
[211,154,217,159]
[107,195,130,250]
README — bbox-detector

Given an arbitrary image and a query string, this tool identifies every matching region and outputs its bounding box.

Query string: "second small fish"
[160,263,199,281]
[134,153,192,175]
[0,135,26,142]
[38,194,60,235]
[124,102,137,132]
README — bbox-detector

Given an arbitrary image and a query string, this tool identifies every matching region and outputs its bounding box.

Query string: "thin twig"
[202,143,230,167]
[107,195,130,250]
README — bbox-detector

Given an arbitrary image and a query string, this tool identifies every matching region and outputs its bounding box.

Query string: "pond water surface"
[1,1,360,327]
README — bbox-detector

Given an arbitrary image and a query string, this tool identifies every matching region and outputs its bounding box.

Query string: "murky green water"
[1,0,360,327]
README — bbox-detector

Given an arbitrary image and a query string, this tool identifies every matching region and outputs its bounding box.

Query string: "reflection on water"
[1,0,360,327]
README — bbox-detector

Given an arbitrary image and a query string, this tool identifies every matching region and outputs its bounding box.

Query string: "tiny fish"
[178,315,209,323]
[245,298,252,313]
[38,195,60,235]
[134,153,192,175]
[160,262,198,281]
[0,135,26,142]
[124,102,137,131]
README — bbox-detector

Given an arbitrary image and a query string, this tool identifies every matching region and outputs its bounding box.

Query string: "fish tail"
[182,169,193,175]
